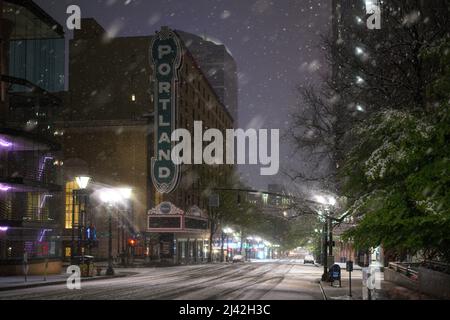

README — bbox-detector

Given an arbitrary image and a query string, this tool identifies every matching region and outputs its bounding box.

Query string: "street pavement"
[0,259,424,300]
[0,259,326,300]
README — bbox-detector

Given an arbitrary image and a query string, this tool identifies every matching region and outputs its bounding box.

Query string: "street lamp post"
[328,214,333,265]
[118,188,132,263]
[78,207,84,260]
[71,176,91,263]
[117,208,121,258]
[314,195,336,281]
[322,216,329,281]
[99,187,132,276]
[71,191,76,263]
[220,230,225,262]
[106,205,114,276]
[226,234,230,261]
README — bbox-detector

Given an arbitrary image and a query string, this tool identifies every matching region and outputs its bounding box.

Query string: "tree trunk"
[239,230,244,254]
[208,222,214,263]
[220,232,225,262]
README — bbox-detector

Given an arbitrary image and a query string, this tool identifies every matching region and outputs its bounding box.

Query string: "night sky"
[35,0,331,190]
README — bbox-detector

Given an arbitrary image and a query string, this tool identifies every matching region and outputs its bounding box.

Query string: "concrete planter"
[384,268,418,292]
[418,267,450,299]
[385,266,450,299]
[0,259,62,276]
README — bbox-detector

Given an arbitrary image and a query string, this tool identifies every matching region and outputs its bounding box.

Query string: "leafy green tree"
[341,40,450,262]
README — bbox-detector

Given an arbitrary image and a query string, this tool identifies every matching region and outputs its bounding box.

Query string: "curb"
[0,273,127,292]
[318,280,328,300]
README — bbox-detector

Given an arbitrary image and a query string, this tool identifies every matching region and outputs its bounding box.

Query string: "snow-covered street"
[0,260,325,300]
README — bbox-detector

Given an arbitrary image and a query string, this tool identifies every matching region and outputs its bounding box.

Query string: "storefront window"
[65,181,79,229]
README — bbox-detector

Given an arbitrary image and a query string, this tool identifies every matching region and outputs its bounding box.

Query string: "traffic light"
[85,225,97,248]
[86,226,97,241]
[128,238,136,247]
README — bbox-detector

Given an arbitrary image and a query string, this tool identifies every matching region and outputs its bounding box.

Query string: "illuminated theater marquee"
[147,202,208,233]
[150,27,183,194]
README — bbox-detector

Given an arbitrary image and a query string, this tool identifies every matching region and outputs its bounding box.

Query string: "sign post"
[346,260,353,297]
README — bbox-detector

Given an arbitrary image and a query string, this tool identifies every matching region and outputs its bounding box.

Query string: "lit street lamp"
[71,176,91,263]
[99,187,132,276]
[314,194,336,281]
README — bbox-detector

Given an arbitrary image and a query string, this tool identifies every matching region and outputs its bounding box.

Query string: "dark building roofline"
[69,19,234,124]
[174,30,234,124]
[5,0,64,37]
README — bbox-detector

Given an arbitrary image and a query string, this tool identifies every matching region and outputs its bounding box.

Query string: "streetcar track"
[154,262,291,300]
[217,263,296,300]
[0,261,324,300]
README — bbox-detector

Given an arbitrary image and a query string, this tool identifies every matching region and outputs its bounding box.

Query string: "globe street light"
[71,176,91,263]
[75,176,91,190]
[314,194,336,281]
[99,187,132,275]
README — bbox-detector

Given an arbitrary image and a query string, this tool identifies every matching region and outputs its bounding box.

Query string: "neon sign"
[150,27,183,194]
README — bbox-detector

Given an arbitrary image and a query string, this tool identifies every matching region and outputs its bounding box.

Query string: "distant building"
[0,0,64,275]
[177,31,238,125]
[246,184,293,221]
[57,19,234,264]
[267,184,287,207]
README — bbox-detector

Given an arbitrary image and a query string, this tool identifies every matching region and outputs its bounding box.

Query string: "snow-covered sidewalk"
[0,272,127,291]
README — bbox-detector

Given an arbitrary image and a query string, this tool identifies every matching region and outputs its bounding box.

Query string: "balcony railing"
[0,149,60,186]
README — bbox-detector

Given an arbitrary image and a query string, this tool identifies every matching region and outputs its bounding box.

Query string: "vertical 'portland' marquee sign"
[150,27,183,193]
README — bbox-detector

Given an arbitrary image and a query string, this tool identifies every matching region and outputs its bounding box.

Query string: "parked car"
[232,255,244,263]
[304,255,315,264]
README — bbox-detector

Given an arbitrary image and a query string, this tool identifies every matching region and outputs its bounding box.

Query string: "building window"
[65,181,79,229]
[25,193,38,220]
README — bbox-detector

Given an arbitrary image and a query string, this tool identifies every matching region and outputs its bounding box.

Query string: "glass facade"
[1,0,65,273]
[0,130,63,264]
[9,38,65,92]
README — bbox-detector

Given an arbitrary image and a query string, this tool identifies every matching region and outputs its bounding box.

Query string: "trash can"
[74,255,95,277]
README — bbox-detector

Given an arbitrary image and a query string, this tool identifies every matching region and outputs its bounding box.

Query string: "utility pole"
[322,217,328,281]
[328,215,333,264]
[71,191,77,263]
[106,207,114,275]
